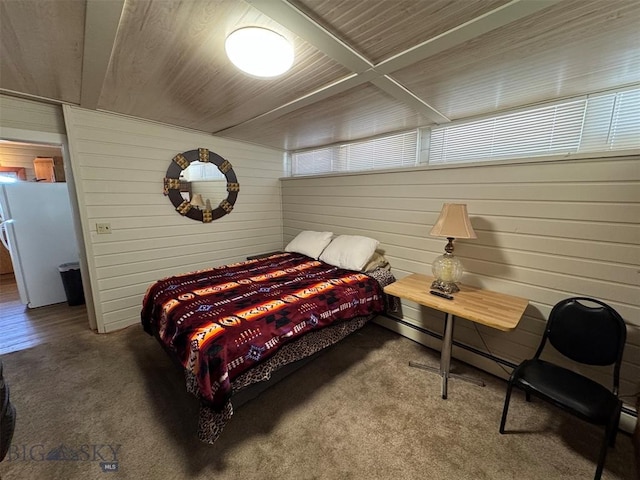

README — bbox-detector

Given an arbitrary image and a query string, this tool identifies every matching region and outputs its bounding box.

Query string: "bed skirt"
[196,313,374,444]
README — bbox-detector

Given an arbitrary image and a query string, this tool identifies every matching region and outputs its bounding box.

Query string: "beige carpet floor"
[0,322,637,480]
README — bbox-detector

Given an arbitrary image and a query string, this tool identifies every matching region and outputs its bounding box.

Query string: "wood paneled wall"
[0,95,65,134]
[281,157,640,404]
[63,106,285,333]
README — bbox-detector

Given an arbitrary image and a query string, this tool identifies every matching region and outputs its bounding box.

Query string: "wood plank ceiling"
[1,0,639,152]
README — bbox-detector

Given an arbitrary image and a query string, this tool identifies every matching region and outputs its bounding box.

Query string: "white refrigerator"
[0,182,80,308]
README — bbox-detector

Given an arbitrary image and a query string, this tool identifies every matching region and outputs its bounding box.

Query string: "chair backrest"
[535,297,626,389]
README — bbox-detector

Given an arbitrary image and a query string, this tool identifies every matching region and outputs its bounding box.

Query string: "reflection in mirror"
[191,181,228,208]
[164,148,239,223]
[179,161,228,207]
[180,161,225,182]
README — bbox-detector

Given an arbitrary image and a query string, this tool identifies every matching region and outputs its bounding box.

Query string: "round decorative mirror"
[163,148,239,222]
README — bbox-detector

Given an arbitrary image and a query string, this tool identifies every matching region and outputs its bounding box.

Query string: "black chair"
[1,361,17,462]
[499,297,627,480]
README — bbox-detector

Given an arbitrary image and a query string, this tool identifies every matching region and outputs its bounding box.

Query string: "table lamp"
[191,193,205,209]
[429,203,476,294]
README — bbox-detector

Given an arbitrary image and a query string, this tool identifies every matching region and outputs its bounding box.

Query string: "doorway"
[0,139,66,279]
[0,136,95,352]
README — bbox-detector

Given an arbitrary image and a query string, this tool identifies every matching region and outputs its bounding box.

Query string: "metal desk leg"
[440,312,454,398]
[409,312,485,399]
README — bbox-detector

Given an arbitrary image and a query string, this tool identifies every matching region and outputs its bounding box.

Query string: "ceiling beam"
[79,0,125,110]
[229,0,561,135]
[241,0,448,127]
[370,76,449,124]
[246,0,372,73]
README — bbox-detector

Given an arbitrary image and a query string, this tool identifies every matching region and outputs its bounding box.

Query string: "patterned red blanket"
[141,252,385,410]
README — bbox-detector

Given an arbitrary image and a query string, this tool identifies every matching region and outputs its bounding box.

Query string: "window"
[580,89,640,152]
[290,130,418,176]
[425,87,640,165]
[290,146,339,176]
[287,86,639,176]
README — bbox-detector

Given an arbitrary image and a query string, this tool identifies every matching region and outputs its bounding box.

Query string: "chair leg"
[594,427,611,480]
[525,390,531,402]
[595,409,620,480]
[609,407,621,447]
[499,383,513,434]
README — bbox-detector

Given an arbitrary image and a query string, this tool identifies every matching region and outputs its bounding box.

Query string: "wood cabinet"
[33,157,55,182]
[33,157,65,182]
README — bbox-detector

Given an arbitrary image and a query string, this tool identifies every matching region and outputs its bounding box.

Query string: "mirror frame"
[163,148,239,222]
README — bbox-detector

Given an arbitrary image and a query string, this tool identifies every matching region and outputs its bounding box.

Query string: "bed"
[141,238,395,443]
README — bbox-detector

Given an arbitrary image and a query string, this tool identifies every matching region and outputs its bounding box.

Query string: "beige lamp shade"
[191,193,205,208]
[430,204,477,239]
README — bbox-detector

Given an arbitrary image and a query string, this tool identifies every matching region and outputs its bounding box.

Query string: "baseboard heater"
[380,313,638,427]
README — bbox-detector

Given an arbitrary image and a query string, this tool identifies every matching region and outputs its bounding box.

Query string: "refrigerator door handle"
[0,218,14,251]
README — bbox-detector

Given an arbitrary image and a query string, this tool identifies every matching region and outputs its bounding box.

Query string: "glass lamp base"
[431,253,463,294]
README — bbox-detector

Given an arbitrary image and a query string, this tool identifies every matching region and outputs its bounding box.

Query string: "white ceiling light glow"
[225,27,294,78]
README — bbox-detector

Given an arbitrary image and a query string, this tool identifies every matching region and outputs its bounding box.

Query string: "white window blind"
[426,87,640,165]
[290,131,418,176]
[429,101,586,164]
[288,86,639,176]
[290,146,339,176]
[580,89,640,152]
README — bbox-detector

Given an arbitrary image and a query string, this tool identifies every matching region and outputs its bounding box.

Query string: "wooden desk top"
[383,273,528,331]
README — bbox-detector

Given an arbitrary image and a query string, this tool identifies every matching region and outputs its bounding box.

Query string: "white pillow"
[284,231,333,259]
[319,235,380,271]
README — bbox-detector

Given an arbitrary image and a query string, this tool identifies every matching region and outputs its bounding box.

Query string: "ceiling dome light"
[225,27,294,78]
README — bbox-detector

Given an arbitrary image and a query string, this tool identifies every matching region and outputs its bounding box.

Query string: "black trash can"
[58,262,85,306]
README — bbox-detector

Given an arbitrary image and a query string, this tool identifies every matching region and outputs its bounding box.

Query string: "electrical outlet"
[96,223,112,234]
